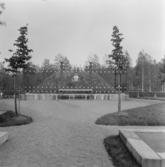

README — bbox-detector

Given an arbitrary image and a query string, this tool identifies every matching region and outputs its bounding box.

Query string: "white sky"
[0,0,164,67]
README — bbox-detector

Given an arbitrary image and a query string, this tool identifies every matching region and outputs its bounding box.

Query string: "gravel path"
[0,99,164,167]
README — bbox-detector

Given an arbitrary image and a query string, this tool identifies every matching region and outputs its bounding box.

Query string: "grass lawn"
[104,135,140,167]
[96,103,165,126]
[102,103,165,167]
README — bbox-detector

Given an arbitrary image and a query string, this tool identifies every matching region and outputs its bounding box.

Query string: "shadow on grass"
[104,135,140,167]
[96,103,165,126]
[0,110,33,127]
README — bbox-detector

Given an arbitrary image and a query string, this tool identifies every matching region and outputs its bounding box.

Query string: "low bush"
[0,110,16,123]
[156,92,165,97]
[129,91,165,98]
[0,110,33,127]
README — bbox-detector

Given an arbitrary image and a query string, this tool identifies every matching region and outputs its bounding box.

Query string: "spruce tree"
[108,26,126,112]
[5,25,33,116]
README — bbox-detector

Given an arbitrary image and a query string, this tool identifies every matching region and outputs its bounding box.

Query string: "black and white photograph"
[0,0,165,166]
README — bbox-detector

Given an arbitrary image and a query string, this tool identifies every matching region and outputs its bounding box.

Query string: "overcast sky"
[0,0,164,67]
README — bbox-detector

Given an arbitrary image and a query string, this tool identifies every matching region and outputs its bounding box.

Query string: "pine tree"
[5,25,33,116]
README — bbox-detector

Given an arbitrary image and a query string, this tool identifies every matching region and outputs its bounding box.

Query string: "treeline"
[0,52,165,92]
[128,51,165,92]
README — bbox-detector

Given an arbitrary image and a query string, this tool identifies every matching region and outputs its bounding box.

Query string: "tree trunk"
[118,73,121,112]
[22,69,25,94]
[14,74,18,117]
[118,91,121,112]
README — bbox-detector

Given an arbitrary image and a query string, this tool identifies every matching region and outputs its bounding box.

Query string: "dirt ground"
[0,99,164,167]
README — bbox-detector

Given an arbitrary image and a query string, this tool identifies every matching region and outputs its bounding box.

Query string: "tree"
[41,59,54,70]
[54,53,71,70]
[108,26,128,113]
[0,62,4,90]
[123,50,134,91]
[150,59,161,91]
[158,55,165,91]
[4,25,33,116]
[102,54,109,67]
[85,54,101,68]
[123,50,132,67]
[0,3,5,25]
[135,50,153,92]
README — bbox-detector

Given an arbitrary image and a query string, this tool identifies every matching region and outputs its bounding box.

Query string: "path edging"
[119,129,165,167]
[0,132,8,146]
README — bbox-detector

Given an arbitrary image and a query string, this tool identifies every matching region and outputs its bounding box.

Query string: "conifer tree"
[108,26,127,112]
[5,25,33,116]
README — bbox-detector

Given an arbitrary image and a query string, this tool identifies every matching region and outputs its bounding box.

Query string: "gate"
[0,63,128,100]
[23,63,128,94]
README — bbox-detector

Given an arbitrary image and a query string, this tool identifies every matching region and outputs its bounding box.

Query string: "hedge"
[129,91,165,98]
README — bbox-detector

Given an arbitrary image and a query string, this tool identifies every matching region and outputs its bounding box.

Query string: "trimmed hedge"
[129,91,165,98]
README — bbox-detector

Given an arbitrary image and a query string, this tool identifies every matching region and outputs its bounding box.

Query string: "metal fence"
[23,67,127,94]
[0,65,128,97]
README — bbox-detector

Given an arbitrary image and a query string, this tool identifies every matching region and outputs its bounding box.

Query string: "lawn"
[101,102,165,167]
[96,102,165,126]
[104,135,140,167]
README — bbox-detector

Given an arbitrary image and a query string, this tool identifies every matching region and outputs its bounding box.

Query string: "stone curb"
[0,132,8,146]
[119,129,165,167]
[22,93,129,101]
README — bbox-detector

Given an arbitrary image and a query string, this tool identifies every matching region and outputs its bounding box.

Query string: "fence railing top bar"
[24,86,120,88]
[58,88,93,91]
[24,70,127,73]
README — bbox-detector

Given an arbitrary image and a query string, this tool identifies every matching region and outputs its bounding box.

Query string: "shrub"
[0,111,33,127]
[0,110,16,123]
[129,91,165,98]
[129,92,138,98]
[156,92,165,97]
